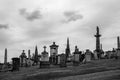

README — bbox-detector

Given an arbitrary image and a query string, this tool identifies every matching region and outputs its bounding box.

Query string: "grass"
[0,59,120,80]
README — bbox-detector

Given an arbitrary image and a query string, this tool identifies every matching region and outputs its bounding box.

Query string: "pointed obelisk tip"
[117,36,119,39]
[97,26,99,30]
[67,37,69,41]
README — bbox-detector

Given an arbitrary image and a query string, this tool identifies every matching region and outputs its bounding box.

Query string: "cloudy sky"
[0,0,120,62]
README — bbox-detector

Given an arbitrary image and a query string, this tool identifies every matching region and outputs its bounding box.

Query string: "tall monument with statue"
[94,26,102,59]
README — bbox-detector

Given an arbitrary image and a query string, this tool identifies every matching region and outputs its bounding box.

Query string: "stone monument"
[73,46,81,66]
[40,46,50,68]
[49,42,59,64]
[117,36,120,58]
[34,46,39,65]
[12,57,20,71]
[19,50,27,67]
[85,49,92,62]
[94,26,102,59]
[60,53,67,67]
[65,38,71,62]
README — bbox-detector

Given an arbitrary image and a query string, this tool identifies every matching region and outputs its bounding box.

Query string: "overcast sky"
[0,0,120,62]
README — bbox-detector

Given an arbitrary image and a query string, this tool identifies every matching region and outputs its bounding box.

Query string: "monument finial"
[67,37,70,48]
[97,26,99,34]
[43,46,46,51]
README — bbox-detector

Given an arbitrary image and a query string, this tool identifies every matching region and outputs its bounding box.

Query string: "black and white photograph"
[0,0,120,80]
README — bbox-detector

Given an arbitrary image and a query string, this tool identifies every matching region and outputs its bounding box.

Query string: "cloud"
[19,8,42,21]
[0,24,8,29]
[63,11,83,23]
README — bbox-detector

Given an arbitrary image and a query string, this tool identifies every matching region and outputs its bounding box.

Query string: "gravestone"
[57,55,61,65]
[40,46,50,68]
[12,58,20,71]
[85,49,92,62]
[93,50,98,60]
[60,54,66,67]
[117,49,120,58]
[73,46,81,66]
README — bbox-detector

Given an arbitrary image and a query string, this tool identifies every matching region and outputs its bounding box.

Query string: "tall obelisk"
[34,46,39,64]
[117,36,120,49]
[65,38,71,60]
[94,26,101,58]
[4,48,7,64]
[117,36,120,57]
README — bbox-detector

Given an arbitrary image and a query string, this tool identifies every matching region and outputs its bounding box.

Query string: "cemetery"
[0,27,120,80]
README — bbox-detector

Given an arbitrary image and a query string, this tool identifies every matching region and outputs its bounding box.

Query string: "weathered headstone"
[73,55,80,66]
[60,53,66,67]
[117,49,120,58]
[57,55,61,65]
[12,58,20,71]
[40,46,50,68]
[73,46,81,66]
[93,50,98,60]
[85,49,92,62]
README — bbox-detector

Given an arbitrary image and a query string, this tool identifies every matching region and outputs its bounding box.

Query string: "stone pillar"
[34,46,39,65]
[27,50,31,66]
[65,38,71,61]
[117,36,120,58]
[94,26,101,59]
[4,48,7,64]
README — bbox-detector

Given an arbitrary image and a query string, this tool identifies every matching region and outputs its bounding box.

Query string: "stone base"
[39,61,50,68]
[60,63,67,67]
[73,61,80,66]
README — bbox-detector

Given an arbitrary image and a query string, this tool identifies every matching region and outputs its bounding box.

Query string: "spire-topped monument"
[95,26,101,52]
[117,36,120,49]
[4,48,7,64]
[94,26,101,59]
[65,37,71,59]
[34,45,39,64]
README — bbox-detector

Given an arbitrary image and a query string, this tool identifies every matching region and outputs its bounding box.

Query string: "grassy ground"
[0,59,120,80]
